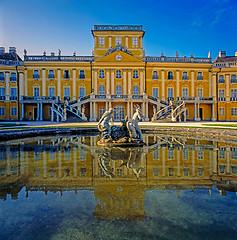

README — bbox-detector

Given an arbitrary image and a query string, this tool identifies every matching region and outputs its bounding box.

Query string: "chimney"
[0,47,5,54]
[51,52,55,56]
[235,51,237,57]
[9,47,16,54]
[219,51,226,58]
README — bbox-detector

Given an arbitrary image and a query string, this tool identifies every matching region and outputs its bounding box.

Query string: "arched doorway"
[114,105,125,121]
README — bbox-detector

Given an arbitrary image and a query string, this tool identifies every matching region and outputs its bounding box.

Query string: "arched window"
[116,85,122,95]
[99,70,104,78]
[197,72,203,80]
[153,71,158,79]
[79,70,85,79]
[64,70,70,79]
[231,75,237,83]
[114,105,125,121]
[99,85,105,95]
[182,72,188,80]
[133,86,139,95]
[219,75,224,83]
[168,71,173,80]
[116,70,121,78]
[48,70,54,79]
[10,73,16,81]
[33,70,39,79]
[133,70,138,79]
[0,72,4,81]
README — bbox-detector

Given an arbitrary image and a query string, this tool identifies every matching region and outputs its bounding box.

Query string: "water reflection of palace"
[0,135,237,221]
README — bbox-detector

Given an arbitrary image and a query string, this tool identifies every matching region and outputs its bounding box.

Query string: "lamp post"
[216,68,221,121]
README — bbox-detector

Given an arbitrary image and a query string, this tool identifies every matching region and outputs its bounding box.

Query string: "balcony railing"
[182,77,188,80]
[132,95,143,99]
[10,77,16,81]
[148,95,158,102]
[94,25,143,31]
[230,97,237,101]
[111,95,128,99]
[95,95,106,99]
[10,96,17,100]
[144,56,212,63]
[0,59,23,66]
[22,96,60,101]
[219,97,226,101]
[24,55,94,62]
[0,96,5,100]
[197,76,203,80]
[48,75,54,79]
[0,77,4,81]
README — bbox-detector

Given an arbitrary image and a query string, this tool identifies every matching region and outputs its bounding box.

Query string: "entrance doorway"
[33,107,37,120]
[114,105,125,121]
[199,108,203,120]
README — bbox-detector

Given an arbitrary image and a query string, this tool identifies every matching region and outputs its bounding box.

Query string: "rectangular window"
[219,148,226,159]
[11,107,17,116]
[153,88,158,98]
[153,71,158,79]
[153,150,159,160]
[197,88,203,99]
[219,89,225,101]
[182,72,188,80]
[79,87,85,97]
[48,70,54,79]
[0,88,5,100]
[153,167,159,176]
[182,88,188,98]
[183,168,189,176]
[0,107,5,116]
[0,72,4,81]
[33,70,39,79]
[49,87,55,97]
[132,37,138,46]
[133,86,139,95]
[198,167,204,176]
[231,148,237,159]
[197,72,203,80]
[115,37,122,46]
[64,87,70,97]
[99,107,105,119]
[80,149,86,160]
[219,108,225,116]
[231,89,237,99]
[231,108,237,116]
[10,88,17,100]
[116,86,122,95]
[198,150,203,160]
[168,148,174,159]
[168,88,173,100]
[219,165,225,173]
[183,148,189,159]
[99,37,105,46]
[34,87,40,97]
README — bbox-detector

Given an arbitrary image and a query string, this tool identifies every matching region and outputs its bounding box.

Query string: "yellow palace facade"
[0,25,237,122]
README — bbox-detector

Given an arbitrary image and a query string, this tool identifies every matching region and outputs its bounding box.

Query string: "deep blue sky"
[0,0,236,59]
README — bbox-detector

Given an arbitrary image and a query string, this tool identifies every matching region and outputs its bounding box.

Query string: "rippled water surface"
[0,134,237,240]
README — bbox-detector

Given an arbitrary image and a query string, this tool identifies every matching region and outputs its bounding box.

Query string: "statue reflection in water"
[98,147,145,180]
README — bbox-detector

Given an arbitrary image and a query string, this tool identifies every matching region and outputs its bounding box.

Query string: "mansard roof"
[213,56,237,63]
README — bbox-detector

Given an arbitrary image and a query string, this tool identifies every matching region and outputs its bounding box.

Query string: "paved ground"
[0,121,237,129]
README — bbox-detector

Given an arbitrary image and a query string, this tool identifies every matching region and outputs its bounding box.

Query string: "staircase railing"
[171,101,186,122]
[153,103,174,121]
[51,103,65,121]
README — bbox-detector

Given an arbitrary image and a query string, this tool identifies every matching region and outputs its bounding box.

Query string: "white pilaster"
[176,70,180,99]
[73,69,76,100]
[94,70,98,94]
[209,71,212,97]
[42,69,46,96]
[5,72,9,100]
[123,70,127,95]
[140,70,144,94]
[161,70,165,100]
[111,70,114,95]
[106,70,110,94]
[191,70,194,97]
[212,74,216,99]
[57,69,61,99]
[211,103,216,121]
[109,37,111,48]
[40,103,43,120]
[226,74,230,101]
[24,69,28,96]
[128,70,131,94]
[19,72,24,97]
[126,37,128,48]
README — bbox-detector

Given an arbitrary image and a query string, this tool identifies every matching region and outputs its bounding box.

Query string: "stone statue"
[98,108,114,141]
[58,49,61,56]
[81,105,87,121]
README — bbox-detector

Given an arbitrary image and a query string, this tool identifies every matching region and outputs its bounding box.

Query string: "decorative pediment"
[105,45,132,56]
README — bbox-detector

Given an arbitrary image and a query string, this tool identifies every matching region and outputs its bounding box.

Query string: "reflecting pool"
[1,134,237,240]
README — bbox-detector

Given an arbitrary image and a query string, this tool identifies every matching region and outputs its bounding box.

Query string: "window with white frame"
[153,71,158,79]
[197,72,203,80]
[182,88,188,98]
[133,86,139,95]
[231,75,237,83]
[219,165,225,173]
[99,37,105,46]
[219,89,225,99]
[153,167,159,176]
[99,85,105,95]
[99,70,104,78]
[198,167,204,176]
[33,70,39,79]
[48,70,54,79]
[219,75,224,83]
[231,89,237,98]
[0,88,5,98]
[132,37,138,46]
[64,70,70,79]
[0,72,4,81]
[49,87,55,97]
[115,37,122,46]
[116,85,122,95]
[168,71,173,79]
[11,107,17,116]
[133,70,138,78]
[10,88,17,100]
[168,88,173,99]
[153,88,158,98]
[153,150,159,160]
[231,148,237,160]
[79,70,85,79]
[168,148,174,159]
[219,108,225,116]
[99,107,105,119]
[34,87,40,97]
[79,87,85,97]
[198,150,203,159]
[219,148,226,159]
[64,87,70,98]
[0,107,5,116]
[116,70,121,78]
[183,168,189,176]
[183,148,189,159]
[231,108,237,116]
[182,72,188,80]
[197,88,203,98]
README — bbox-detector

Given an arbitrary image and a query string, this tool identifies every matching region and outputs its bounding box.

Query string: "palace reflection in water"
[0,134,237,222]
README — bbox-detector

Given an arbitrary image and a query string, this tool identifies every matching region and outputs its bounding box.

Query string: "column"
[123,70,127,95]
[5,72,9,100]
[21,103,24,120]
[24,68,28,96]
[109,37,112,48]
[140,37,143,48]
[145,102,149,121]
[161,70,165,100]
[142,102,145,116]
[213,150,217,174]
[211,103,216,121]
[140,70,144,94]
[58,152,62,177]
[111,70,114,95]
[37,103,40,120]
[194,103,197,120]
[192,150,195,176]
[57,69,61,99]
[127,102,130,119]
[89,102,92,121]
[73,69,76,100]
[209,71,212,97]
[176,70,180,99]
[197,103,200,121]
[93,102,96,120]
[191,70,194,97]
[212,74,216,100]
[226,147,230,174]
[19,72,24,97]
[162,148,165,176]
[128,70,131,94]
[74,147,77,177]
[177,150,180,176]
[43,153,47,178]
[51,104,54,121]
[42,69,46,96]
[40,103,43,120]
[226,74,230,101]
[94,70,98,94]
[126,37,128,48]
[130,102,133,118]
[106,70,110,94]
